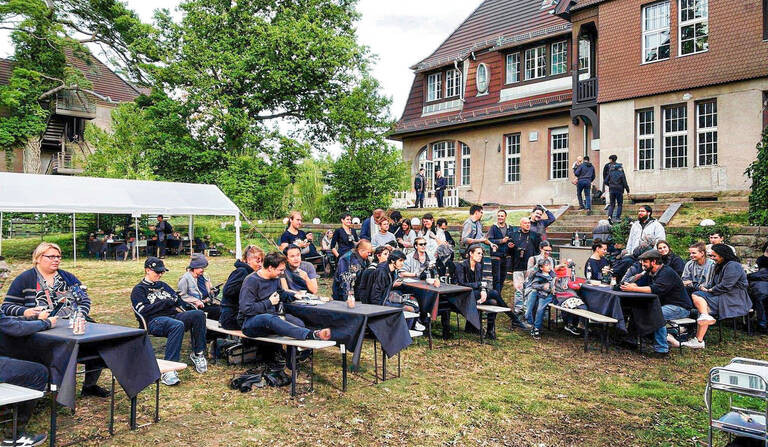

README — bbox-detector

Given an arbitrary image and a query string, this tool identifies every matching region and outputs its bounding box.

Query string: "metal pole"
[234,214,242,259]
[72,214,77,267]
[0,211,3,256]
[135,216,139,261]
[188,215,193,256]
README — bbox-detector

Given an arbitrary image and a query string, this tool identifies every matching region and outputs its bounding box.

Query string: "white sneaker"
[697,314,717,326]
[681,338,706,349]
[414,322,426,332]
[666,334,680,348]
[161,371,180,386]
[190,352,208,373]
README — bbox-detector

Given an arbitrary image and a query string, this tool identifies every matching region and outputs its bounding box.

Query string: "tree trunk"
[23,137,42,174]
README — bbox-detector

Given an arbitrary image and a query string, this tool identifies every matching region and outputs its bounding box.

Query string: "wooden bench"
[205,319,337,396]
[0,384,45,445]
[476,304,512,344]
[548,304,618,353]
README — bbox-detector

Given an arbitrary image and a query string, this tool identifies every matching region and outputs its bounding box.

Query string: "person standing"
[461,205,496,253]
[510,217,542,313]
[573,156,596,214]
[529,205,556,240]
[414,168,426,208]
[603,156,630,222]
[435,170,447,208]
[154,215,173,258]
[330,213,359,258]
[487,209,513,294]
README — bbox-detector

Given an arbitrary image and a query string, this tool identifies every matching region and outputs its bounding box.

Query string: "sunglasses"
[416,243,427,246]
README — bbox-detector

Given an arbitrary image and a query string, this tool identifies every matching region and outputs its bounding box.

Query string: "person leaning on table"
[2,242,109,398]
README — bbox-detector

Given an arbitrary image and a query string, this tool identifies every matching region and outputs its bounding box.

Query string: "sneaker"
[530,328,541,340]
[512,318,532,330]
[161,371,180,386]
[2,432,47,447]
[190,352,208,373]
[666,334,680,348]
[697,314,717,326]
[414,321,426,332]
[564,324,582,336]
[681,338,706,349]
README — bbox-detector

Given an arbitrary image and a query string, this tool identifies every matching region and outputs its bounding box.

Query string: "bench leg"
[12,404,17,447]
[456,312,461,346]
[290,346,297,398]
[109,375,115,435]
[398,352,401,378]
[341,345,347,392]
[309,350,314,393]
[49,385,57,447]
[479,311,485,345]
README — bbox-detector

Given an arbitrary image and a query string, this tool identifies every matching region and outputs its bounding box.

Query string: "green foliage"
[289,159,328,221]
[215,155,290,219]
[665,223,732,255]
[746,127,768,225]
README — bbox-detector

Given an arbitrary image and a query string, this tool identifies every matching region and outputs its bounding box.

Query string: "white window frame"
[550,127,569,180]
[696,100,717,166]
[637,109,655,171]
[476,63,489,95]
[524,46,547,81]
[432,141,456,187]
[679,0,709,56]
[445,69,462,98]
[460,143,471,186]
[550,41,567,75]
[505,133,521,183]
[642,1,670,63]
[505,53,520,84]
[663,105,688,169]
[578,37,591,73]
[427,73,442,102]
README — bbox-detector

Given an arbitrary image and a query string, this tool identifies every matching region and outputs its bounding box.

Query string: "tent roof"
[0,173,241,216]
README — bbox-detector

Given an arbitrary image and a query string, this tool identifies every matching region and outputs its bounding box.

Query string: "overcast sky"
[1,0,481,145]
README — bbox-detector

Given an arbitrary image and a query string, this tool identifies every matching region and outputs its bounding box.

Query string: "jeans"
[0,356,48,428]
[148,310,207,361]
[491,257,510,294]
[577,180,592,210]
[415,192,424,208]
[755,296,767,329]
[525,291,554,330]
[607,188,624,220]
[218,306,239,330]
[156,239,166,257]
[652,304,691,353]
[512,271,525,313]
[435,190,444,208]
[201,303,221,322]
[242,313,310,340]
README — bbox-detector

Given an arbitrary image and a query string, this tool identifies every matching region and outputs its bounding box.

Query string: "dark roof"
[413,0,570,72]
[0,55,143,103]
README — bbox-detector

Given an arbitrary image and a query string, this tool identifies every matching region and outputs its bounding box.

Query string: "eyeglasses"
[42,255,62,260]
[416,243,427,246]
[542,249,552,253]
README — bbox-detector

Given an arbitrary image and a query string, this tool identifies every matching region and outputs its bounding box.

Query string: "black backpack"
[607,164,625,188]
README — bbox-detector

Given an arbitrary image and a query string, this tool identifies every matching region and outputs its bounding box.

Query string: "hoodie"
[573,161,596,182]
[221,260,254,310]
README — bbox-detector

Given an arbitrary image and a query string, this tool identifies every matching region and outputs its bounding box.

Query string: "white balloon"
[257,219,263,225]
[351,217,361,225]
[410,217,421,227]
[282,217,289,225]
[312,218,321,225]
[699,219,716,226]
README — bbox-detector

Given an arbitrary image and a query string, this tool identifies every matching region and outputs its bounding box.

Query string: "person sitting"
[552,264,587,336]
[681,242,714,296]
[682,244,751,349]
[706,231,736,257]
[2,242,109,398]
[585,239,611,282]
[611,249,637,285]
[620,249,693,356]
[456,244,523,340]
[332,240,371,301]
[435,218,456,278]
[388,211,403,234]
[131,257,207,385]
[355,246,391,301]
[400,237,435,280]
[238,252,331,384]
[526,241,555,280]
[359,250,417,313]
[359,208,385,242]
[748,255,768,333]
[220,245,264,330]
[330,213,359,258]
[278,211,320,260]
[525,257,559,339]
[371,219,397,249]
[418,213,440,260]
[281,244,319,295]
[626,206,666,255]
[654,240,684,277]
[87,234,102,260]
[394,219,416,254]
[0,308,57,446]
[177,254,222,321]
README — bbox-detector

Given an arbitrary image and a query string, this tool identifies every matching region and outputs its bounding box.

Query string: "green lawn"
[3,255,766,446]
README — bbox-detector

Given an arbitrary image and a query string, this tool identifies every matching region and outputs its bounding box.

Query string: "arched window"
[432,141,456,187]
[415,141,471,189]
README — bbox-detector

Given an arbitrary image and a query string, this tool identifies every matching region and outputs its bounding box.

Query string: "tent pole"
[72,213,77,267]
[134,217,139,261]
[235,214,242,259]
[188,216,193,256]
[0,212,3,256]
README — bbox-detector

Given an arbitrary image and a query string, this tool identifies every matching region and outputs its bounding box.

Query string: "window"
[550,128,569,180]
[525,46,547,80]
[663,105,688,168]
[476,63,489,94]
[642,1,670,63]
[417,147,434,190]
[550,41,567,75]
[432,141,456,187]
[679,0,709,55]
[764,0,768,40]
[461,143,471,186]
[637,109,655,170]
[579,37,591,73]
[427,73,442,102]
[696,100,717,166]
[445,69,462,98]
[506,53,520,83]
[505,133,521,182]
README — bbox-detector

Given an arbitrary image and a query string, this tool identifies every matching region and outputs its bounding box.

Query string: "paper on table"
[401,278,418,283]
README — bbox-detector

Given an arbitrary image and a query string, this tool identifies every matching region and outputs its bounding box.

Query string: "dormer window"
[525,46,547,80]
[427,72,442,102]
[446,69,462,98]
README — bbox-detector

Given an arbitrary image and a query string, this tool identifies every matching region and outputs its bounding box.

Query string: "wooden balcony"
[575,77,598,104]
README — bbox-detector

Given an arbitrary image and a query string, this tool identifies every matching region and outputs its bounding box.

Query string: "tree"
[746,127,768,225]
[215,154,290,219]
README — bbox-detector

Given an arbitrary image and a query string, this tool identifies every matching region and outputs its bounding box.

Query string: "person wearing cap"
[620,249,692,356]
[154,215,173,258]
[280,244,319,295]
[177,254,221,321]
[414,167,426,208]
[220,245,264,330]
[524,257,557,340]
[625,205,666,255]
[130,257,208,385]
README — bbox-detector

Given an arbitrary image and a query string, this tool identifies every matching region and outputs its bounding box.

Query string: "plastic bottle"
[574,233,581,247]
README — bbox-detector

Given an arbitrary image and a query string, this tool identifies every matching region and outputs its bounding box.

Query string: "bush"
[612,216,732,256]
[746,127,768,225]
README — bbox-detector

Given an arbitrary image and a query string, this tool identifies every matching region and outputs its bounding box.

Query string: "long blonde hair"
[32,242,62,265]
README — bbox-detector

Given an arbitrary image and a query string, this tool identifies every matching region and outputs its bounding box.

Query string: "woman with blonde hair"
[2,242,110,397]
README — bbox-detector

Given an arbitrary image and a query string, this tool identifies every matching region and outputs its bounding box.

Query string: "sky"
[0,0,482,147]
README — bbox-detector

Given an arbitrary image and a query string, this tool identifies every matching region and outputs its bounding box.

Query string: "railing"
[391,188,460,208]
[55,89,97,118]
[576,77,598,103]
[47,152,81,175]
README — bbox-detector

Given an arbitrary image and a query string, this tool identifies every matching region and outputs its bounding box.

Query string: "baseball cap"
[637,249,661,260]
[145,257,169,272]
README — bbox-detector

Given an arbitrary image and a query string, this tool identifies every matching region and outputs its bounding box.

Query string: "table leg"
[583,317,589,353]
[341,345,347,392]
[427,314,433,350]
[382,346,387,381]
[479,311,485,345]
[154,379,160,422]
[49,386,57,447]
[290,347,297,397]
[129,396,137,430]
[109,375,115,435]
[12,404,17,447]
[373,340,378,384]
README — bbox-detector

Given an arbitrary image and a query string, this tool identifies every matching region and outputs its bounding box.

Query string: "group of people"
[572,154,630,222]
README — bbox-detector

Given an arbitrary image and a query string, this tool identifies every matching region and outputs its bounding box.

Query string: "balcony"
[54,89,97,119]
[575,76,598,104]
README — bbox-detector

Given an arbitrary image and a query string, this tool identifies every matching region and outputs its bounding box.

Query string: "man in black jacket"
[574,156,596,213]
[509,218,542,313]
[414,168,426,208]
[434,170,447,208]
[0,309,57,446]
[220,245,264,330]
[603,157,630,222]
[154,215,173,258]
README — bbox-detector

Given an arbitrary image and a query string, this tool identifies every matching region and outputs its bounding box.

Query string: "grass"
[669,204,750,228]
[3,252,768,446]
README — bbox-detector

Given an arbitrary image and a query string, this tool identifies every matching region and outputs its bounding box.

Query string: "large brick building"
[390,0,768,206]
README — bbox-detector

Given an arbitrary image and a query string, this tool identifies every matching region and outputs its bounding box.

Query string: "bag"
[560,297,585,309]
[224,342,260,365]
[606,164,625,188]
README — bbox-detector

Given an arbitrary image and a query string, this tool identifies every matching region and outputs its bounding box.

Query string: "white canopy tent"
[0,173,243,264]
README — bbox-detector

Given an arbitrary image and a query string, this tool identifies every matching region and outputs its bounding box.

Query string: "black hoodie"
[221,259,254,309]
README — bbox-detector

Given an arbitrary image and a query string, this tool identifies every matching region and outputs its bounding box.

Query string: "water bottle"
[574,233,581,247]
[72,309,84,335]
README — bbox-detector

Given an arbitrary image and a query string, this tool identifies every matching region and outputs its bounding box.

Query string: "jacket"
[454,259,484,291]
[748,268,768,305]
[509,228,542,271]
[530,210,556,238]
[527,271,555,295]
[604,162,630,192]
[365,263,396,306]
[592,223,613,243]
[130,279,182,328]
[573,162,595,182]
[435,176,447,192]
[626,218,666,255]
[414,174,425,193]
[708,261,751,319]
[648,265,692,310]
[221,260,254,309]
[332,250,369,300]
[2,268,91,317]
[661,253,686,277]
[178,271,205,304]
[487,224,512,257]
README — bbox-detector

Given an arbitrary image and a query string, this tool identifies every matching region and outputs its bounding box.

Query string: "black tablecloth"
[0,323,160,408]
[578,284,665,336]
[397,281,480,330]
[285,301,411,366]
